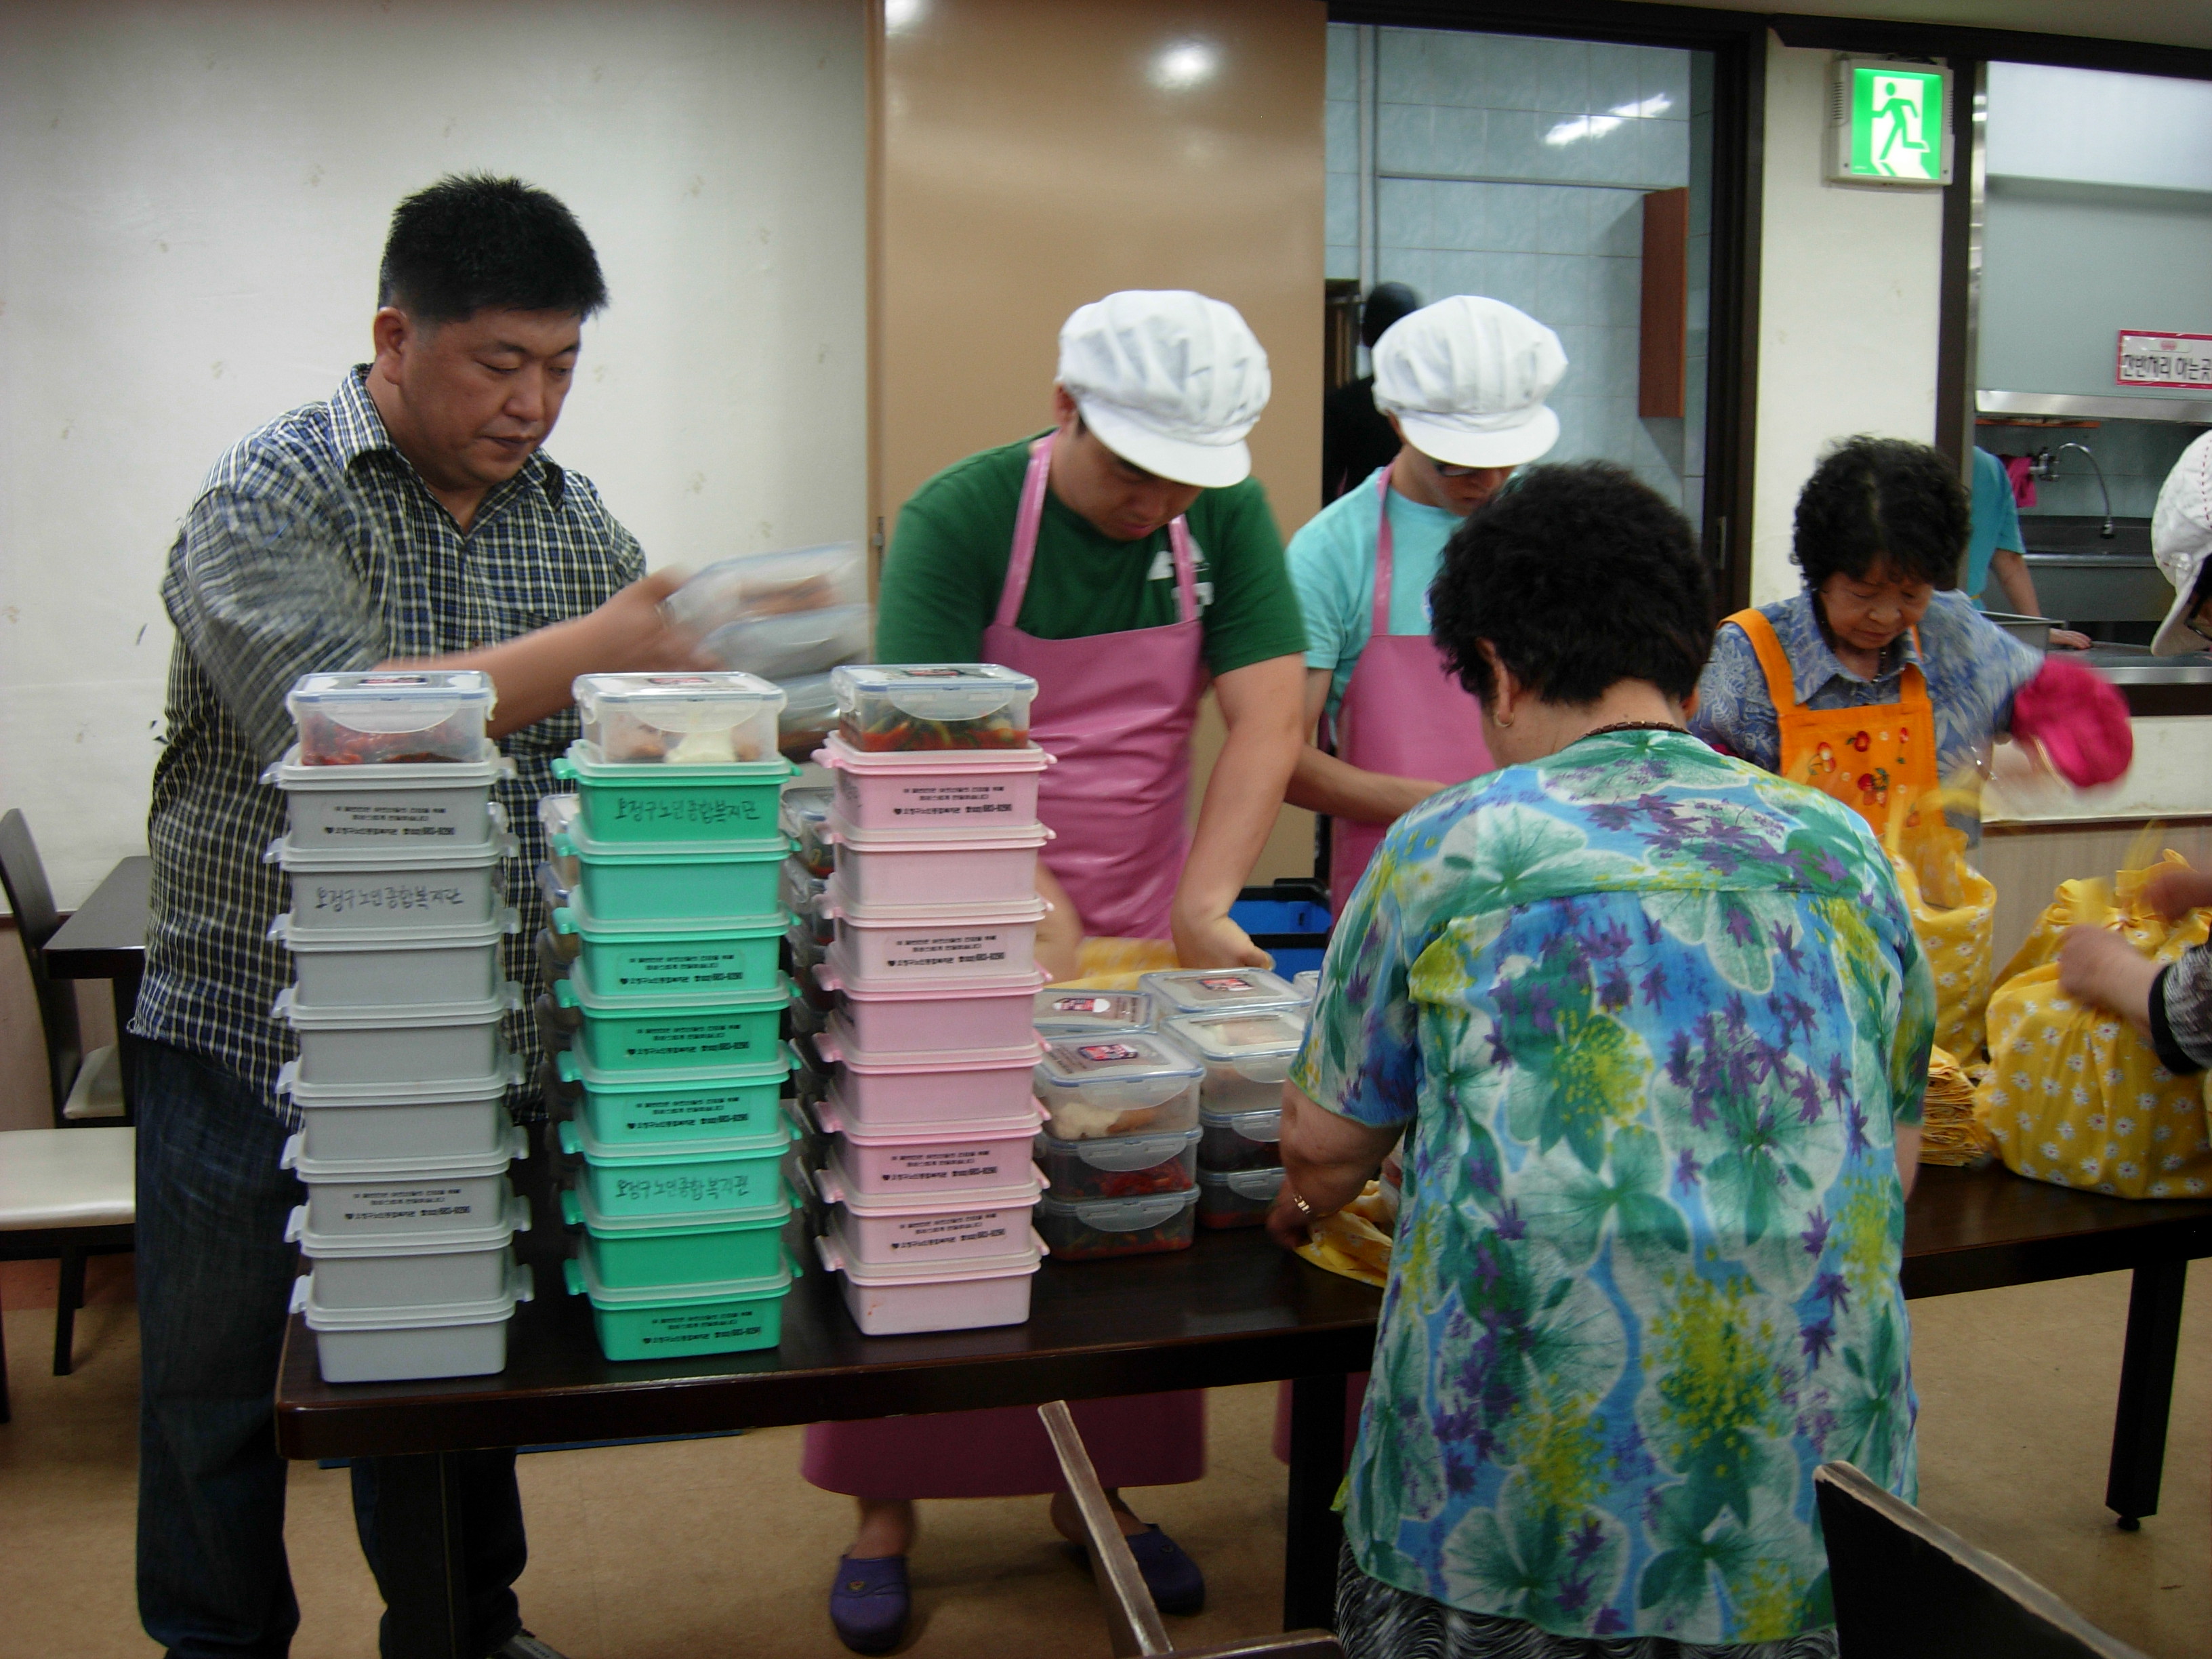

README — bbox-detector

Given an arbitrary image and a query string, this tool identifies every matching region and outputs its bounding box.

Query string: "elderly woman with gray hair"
[1271,464,1933,1659]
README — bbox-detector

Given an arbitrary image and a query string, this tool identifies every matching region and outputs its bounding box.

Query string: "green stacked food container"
[548,672,802,1358]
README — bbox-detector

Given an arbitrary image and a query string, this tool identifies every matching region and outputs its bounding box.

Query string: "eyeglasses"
[2187,612,2212,647]
[1418,452,1496,480]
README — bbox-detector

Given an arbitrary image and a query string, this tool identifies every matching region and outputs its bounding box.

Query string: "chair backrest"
[0,809,85,1113]
[1816,1462,2151,1659]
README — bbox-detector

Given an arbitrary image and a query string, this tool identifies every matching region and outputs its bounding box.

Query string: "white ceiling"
[1641,0,2212,52]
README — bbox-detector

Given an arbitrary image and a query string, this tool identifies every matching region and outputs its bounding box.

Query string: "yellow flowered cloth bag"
[1973,850,2212,1200]
[1884,800,1996,1060]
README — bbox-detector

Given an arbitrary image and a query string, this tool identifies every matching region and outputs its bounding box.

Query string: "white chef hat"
[2151,430,2212,655]
[1372,295,1568,469]
[1057,290,1271,489]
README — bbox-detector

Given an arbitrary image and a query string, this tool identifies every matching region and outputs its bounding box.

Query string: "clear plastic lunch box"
[1034,1187,1199,1261]
[1197,1165,1286,1229]
[1034,1124,1200,1204]
[831,664,1039,755]
[664,543,869,632]
[573,672,785,766]
[1032,989,1155,1038]
[1139,967,1304,1017]
[1163,1010,1308,1115]
[1292,970,1319,1002]
[286,669,494,767]
[783,859,833,945]
[781,786,836,877]
[1197,1104,1284,1172]
[1032,1033,1202,1142]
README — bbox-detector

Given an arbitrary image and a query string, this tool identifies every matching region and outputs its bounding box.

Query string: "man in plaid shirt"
[131,175,701,1659]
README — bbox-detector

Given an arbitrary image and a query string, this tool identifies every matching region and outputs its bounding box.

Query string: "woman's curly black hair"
[1431,462,1712,709]
[1793,435,1967,591]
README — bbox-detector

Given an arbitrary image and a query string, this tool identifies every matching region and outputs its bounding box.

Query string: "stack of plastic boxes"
[805,664,1054,1334]
[1149,969,1309,1231]
[268,671,533,1383]
[544,673,802,1359]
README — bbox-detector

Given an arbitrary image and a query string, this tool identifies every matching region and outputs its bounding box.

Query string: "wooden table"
[42,854,151,1120]
[54,856,2212,1651]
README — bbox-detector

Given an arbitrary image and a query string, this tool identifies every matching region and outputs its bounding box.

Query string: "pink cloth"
[980,433,1210,939]
[2004,453,2039,510]
[1326,467,1494,910]
[2010,657,2133,787]
[802,1395,1207,1499]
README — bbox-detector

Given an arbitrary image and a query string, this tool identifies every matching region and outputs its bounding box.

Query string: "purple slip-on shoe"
[830,1553,909,1654]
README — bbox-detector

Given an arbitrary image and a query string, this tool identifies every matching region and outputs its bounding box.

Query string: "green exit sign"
[1828,58,1953,186]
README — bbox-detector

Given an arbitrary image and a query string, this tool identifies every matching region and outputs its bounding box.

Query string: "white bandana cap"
[1057,290,1271,489]
[1372,295,1567,469]
[2152,430,2212,655]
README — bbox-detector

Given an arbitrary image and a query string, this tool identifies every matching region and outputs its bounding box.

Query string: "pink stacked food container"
[802,665,1055,1335]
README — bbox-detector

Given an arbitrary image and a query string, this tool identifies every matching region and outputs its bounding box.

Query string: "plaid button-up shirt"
[134,367,642,1120]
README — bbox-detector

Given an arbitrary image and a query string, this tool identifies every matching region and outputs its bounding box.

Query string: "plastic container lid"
[813,1154,1046,1214]
[1038,1124,1201,1170]
[562,957,793,1015]
[268,907,520,953]
[695,605,872,682]
[275,1048,523,1109]
[573,672,785,765]
[780,786,834,839]
[834,663,1035,716]
[265,831,517,874]
[1199,1103,1284,1139]
[1035,1187,1200,1227]
[1033,989,1155,1038]
[287,670,493,730]
[1163,1009,1308,1065]
[663,544,868,633]
[1034,1033,1202,1109]
[555,890,785,941]
[557,739,794,785]
[824,811,1052,854]
[1199,1166,1286,1200]
[291,1258,533,1330]
[558,1181,792,1236]
[816,731,1050,775]
[565,1246,796,1307]
[817,1218,1046,1284]
[552,1045,791,1095]
[272,983,521,1032]
[280,1123,526,1181]
[263,747,517,792]
[1292,970,1319,1002]
[550,821,787,863]
[554,1113,792,1166]
[1140,967,1303,1015]
[815,955,1049,1008]
[539,792,581,838]
[815,1012,1042,1073]
[810,1090,1044,1146]
[287,1190,531,1256]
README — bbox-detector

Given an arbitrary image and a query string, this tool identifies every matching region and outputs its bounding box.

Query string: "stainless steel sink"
[2019,518,2168,624]
[2069,643,2212,684]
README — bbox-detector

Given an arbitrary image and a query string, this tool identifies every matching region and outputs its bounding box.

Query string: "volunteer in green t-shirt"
[875,289,1308,971]
[1284,295,1567,906]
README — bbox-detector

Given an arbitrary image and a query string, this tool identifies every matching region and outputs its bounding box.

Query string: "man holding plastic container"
[815,291,1307,1652]
[131,176,700,1659]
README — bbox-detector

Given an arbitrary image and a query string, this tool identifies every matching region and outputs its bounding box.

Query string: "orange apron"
[1727,607,1940,836]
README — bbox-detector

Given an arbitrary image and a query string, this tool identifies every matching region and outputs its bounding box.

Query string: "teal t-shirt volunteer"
[1285,465,1464,717]
[1966,447,2024,607]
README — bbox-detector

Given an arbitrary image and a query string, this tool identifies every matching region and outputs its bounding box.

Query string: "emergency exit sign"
[1828,59,1953,186]
[2118,330,2212,389]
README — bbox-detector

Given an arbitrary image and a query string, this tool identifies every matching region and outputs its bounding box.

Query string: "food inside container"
[573,672,783,765]
[1033,1033,1201,1141]
[1035,1187,1199,1261]
[1197,1105,1282,1172]
[779,786,836,877]
[663,543,867,632]
[288,670,493,766]
[779,672,844,758]
[1033,989,1155,1038]
[1139,966,1303,1016]
[1196,1165,1284,1229]
[1164,1010,1307,1116]
[1034,1126,1199,1202]
[832,664,1037,752]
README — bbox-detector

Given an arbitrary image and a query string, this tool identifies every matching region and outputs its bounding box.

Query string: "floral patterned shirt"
[1293,731,1935,1645]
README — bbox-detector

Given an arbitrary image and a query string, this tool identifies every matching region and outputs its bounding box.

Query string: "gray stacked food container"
[266,670,533,1382]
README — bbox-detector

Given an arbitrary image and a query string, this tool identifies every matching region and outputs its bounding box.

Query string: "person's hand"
[1172,908,1272,970]
[579,569,712,673]
[2141,865,2212,923]
[2057,924,2160,1030]
[2049,628,2094,651]
[1265,1183,1315,1252]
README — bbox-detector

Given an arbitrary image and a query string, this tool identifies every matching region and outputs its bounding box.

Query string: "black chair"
[1038,1400,1344,1659]
[0,808,125,1123]
[0,811,136,1420]
[1816,1461,2151,1659]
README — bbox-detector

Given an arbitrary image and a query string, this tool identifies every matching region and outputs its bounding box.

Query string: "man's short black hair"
[1361,282,1421,349]
[1793,435,1967,592]
[1431,462,1713,708]
[377,174,609,325]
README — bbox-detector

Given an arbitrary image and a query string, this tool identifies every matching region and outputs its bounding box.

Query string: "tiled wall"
[1978,418,2202,523]
[1326,24,1710,520]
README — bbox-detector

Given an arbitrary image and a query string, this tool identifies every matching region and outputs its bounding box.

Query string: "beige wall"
[871,0,1327,884]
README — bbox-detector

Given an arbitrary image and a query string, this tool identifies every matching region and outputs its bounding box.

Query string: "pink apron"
[800,434,1208,1500]
[1326,466,1493,911]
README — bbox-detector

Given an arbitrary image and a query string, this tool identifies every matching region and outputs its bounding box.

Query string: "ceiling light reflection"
[1544,94,1673,146]
[1149,38,1220,91]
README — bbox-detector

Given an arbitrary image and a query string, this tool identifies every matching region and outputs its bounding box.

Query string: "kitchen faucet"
[2028,443,2116,538]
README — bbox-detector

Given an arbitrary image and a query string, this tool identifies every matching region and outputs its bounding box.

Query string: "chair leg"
[1,1273,11,1424]
[53,1249,85,1377]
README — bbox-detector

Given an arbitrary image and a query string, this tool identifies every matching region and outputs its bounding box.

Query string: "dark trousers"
[134,1039,527,1659]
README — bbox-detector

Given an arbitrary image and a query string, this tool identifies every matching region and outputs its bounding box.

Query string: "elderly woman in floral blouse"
[1271,463,1935,1659]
